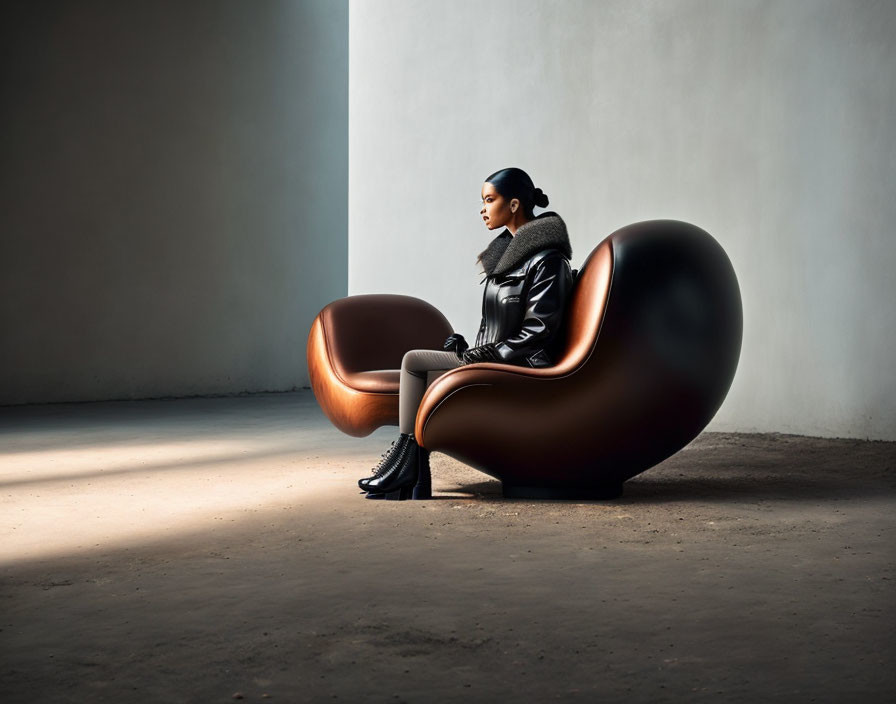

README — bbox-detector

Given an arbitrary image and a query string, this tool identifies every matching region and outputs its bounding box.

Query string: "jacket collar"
[477,211,572,277]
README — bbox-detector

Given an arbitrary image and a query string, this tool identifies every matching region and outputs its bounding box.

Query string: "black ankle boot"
[364,433,420,499]
[366,441,432,501]
[358,433,410,491]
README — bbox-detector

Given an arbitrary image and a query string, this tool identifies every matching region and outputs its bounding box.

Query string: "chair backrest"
[551,238,615,375]
[320,294,452,376]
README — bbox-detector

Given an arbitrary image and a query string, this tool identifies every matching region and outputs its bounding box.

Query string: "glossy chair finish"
[307,294,453,437]
[415,220,742,497]
[308,220,742,498]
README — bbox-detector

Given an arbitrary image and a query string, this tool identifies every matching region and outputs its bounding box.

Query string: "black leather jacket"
[474,212,574,368]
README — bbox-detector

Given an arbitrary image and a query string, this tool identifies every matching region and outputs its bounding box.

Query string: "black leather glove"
[461,342,501,365]
[443,333,469,357]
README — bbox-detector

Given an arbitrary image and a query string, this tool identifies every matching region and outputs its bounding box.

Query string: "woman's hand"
[443,333,469,357]
[461,343,501,365]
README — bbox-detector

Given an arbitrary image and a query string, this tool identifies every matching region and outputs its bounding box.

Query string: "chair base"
[501,482,624,501]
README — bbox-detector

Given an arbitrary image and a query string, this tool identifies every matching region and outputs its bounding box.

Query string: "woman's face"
[480,181,516,230]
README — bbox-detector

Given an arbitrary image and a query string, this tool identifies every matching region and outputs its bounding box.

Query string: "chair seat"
[341,369,400,394]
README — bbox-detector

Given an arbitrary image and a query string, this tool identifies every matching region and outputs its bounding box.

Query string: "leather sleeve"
[493,253,573,364]
[474,316,486,348]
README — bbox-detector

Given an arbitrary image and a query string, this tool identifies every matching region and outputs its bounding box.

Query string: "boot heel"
[411,482,431,500]
[384,485,412,501]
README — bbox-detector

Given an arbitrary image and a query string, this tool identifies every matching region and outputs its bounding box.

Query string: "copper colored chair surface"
[307,294,453,437]
[415,220,742,497]
[307,221,742,497]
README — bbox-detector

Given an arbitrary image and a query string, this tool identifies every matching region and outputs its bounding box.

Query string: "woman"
[360,167,574,499]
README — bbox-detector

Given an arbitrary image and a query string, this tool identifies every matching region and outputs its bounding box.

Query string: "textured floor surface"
[1,391,894,703]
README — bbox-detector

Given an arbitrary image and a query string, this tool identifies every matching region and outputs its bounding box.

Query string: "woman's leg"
[398,349,463,434]
[360,348,460,474]
[360,349,462,498]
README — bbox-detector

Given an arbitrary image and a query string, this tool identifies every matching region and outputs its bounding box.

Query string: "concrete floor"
[1,391,894,703]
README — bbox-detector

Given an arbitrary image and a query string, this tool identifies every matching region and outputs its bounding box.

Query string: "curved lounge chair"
[308,220,742,497]
[307,293,453,437]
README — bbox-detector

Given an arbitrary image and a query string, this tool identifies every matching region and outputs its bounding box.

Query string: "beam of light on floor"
[0,438,360,566]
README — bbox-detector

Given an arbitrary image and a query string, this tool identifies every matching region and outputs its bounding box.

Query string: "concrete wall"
[349,0,896,440]
[0,0,348,404]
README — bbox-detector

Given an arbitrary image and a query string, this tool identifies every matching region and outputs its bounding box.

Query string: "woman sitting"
[359,167,574,499]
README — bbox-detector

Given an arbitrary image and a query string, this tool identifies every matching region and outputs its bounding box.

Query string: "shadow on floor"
[435,431,896,504]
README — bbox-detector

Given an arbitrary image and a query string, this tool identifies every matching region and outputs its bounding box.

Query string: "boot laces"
[371,439,399,477]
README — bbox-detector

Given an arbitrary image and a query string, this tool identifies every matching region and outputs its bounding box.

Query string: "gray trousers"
[399,349,463,434]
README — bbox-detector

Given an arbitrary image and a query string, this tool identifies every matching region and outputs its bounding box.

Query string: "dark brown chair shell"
[307,294,453,437]
[415,220,742,498]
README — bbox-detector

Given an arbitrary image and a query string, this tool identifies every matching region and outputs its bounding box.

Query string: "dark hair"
[485,167,550,219]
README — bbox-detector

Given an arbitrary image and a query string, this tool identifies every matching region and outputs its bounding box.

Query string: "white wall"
[349,0,896,440]
[0,0,348,404]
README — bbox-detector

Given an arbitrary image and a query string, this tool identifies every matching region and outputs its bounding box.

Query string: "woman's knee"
[401,349,425,375]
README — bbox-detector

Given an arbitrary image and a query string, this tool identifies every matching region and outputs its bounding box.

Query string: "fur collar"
[477,211,572,277]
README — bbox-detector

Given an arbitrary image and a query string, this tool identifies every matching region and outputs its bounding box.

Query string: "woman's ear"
[510,198,519,213]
